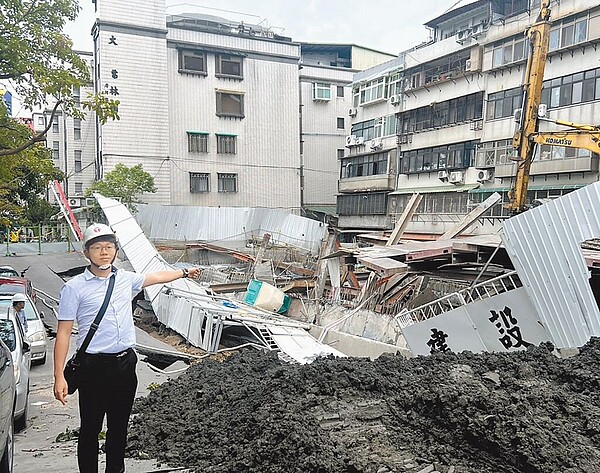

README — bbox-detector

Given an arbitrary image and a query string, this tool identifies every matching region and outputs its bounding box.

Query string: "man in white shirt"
[53,223,200,473]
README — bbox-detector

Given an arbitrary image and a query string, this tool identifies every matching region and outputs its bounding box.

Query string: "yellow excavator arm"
[506,0,552,213]
[531,130,600,155]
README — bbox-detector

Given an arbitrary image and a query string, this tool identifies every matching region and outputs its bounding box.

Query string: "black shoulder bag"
[63,269,116,395]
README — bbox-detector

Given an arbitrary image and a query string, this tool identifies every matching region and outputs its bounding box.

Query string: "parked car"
[0,315,30,432]
[0,267,18,278]
[0,295,47,365]
[0,337,15,473]
[0,276,36,303]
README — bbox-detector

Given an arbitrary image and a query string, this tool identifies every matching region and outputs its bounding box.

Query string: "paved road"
[1,252,189,472]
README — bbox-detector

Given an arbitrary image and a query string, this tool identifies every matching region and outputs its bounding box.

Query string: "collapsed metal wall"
[135,205,327,255]
[503,182,600,349]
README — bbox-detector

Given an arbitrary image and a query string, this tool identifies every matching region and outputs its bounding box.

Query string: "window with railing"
[475,140,514,167]
[190,172,210,193]
[400,141,477,174]
[216,135,237,154]
[187,132,208,153]
[392,192,470,216]
[340,151,389,178]
[217,173,237,192]
[399,92,483,134]
[358,77,385,105]
[337,192,387,216]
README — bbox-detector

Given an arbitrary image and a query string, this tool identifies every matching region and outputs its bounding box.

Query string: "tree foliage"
[0,0,120,157]
[0,106,63,225]
[85,164,156,213]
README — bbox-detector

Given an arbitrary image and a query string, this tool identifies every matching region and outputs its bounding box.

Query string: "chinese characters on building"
[427,328,449,353]
[104,35,119,96]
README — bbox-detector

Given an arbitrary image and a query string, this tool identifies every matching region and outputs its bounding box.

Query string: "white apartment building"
[340,0,600,237]
[299,44,394,221]
[91,0,393,212]
[33,51,97,209]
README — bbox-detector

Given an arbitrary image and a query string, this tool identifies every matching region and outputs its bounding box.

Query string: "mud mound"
[128,339,600,473]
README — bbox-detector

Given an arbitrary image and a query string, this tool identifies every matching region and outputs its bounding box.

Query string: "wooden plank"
[439,192,502,240]
[405,242,454,262]
[387,193,423,246]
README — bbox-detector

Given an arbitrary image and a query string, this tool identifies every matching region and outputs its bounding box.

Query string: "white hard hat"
[83,223,116,247]
[11,293,27,303]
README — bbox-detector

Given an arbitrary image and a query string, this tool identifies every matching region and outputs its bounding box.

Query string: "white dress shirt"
[58,268,145,354]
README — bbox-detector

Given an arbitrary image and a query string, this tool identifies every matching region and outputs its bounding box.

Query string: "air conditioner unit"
[456,28,472,43]
[465,59,472,70]
[477,170,493,182]
[471,24,482,37]
[355,136,365,146]
[348,107,358,117]
[345,135,357,147]
[369,138,383,150]
[389,94,401,106]
[85,197,96,207]
[68,197,81,208]
[449,171,464,184]
[438,170,449,181]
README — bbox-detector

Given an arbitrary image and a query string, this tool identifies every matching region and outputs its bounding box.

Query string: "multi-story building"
[33,51,97,209]
[339,0,600,237]
[299,44,395,221]
[91,0,394,213]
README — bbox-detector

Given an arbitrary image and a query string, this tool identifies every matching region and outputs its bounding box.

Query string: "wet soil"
[128,339,600,473]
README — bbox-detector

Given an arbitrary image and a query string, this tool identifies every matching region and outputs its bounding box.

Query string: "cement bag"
[244,279,291,314]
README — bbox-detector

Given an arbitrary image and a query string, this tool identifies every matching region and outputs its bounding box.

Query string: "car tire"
[14,384,28,433]
[0,413,14,473]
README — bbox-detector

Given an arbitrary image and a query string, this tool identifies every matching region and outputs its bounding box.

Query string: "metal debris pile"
[128,338,600,473]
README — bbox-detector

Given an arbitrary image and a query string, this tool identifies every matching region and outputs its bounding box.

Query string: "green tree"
[85,164,156,213]
[0,0,119,157]
[0,107,63,225]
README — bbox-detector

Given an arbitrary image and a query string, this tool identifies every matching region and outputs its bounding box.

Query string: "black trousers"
[77,348,138,473]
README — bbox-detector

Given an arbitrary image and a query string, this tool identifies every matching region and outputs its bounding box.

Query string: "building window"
[73,118,81,140]
[398,92,483,134]
[541,66,600,109]
[73,86,81,108]
[475,140,514,167]
[74,182,83,195]
[337,149,345,159]
[52,116,59,133]
[216,135,237,154]
[215,54,243,79]
[358,77,385,105]
[337,192,387,216]
[52,141,59,160]
[337,117,345,129]
[74,150,82,172]
[491,36,528,68]
[486,87,523,120]
[187,132,208,153]
[387,73,402,97]
[337,86,345,97]
[218,173,237,192]
[341,151,389,178]
[179,50,207,75]
[216,92,244,118]
[400,141,478,174]
[312,82,331,101]
[549,14,588,51]
[190,172,210,193]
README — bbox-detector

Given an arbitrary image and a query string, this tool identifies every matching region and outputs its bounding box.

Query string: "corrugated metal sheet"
[96,194,340,359]
[135,205,327,255]
[503,182,600,349]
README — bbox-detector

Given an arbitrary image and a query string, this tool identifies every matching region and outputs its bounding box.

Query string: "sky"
[65,0,456,55]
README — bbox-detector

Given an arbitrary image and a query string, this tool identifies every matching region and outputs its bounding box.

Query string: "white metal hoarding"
[404,287,551,356]
[503,182,600,349]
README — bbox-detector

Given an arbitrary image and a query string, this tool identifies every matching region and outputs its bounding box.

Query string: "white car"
[0,295,47,365]
[0,315,30,432]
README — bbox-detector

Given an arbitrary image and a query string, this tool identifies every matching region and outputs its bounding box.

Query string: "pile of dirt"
[128,339,600,473]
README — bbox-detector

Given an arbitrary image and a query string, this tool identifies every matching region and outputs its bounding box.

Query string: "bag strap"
[77,266,117,356]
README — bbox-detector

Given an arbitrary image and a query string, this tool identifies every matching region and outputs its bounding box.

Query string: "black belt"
[85,348,133,359]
